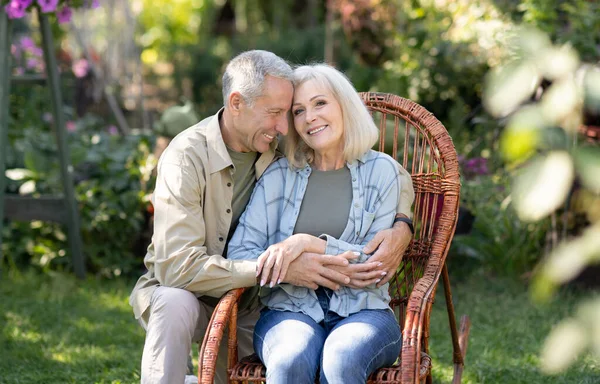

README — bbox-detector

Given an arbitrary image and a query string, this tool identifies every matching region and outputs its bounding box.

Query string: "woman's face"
[291,79,344,156]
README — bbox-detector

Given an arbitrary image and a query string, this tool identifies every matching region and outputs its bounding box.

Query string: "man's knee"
[149,287,201,332]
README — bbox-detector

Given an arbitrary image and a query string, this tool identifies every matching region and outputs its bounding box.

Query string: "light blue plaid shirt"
[228,149,403,322]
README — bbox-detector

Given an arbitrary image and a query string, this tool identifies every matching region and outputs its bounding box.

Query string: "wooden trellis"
[0,10,85,278]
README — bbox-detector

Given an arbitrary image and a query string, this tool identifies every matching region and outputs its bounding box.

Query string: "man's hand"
[363,221,412,287]
[282,251,357,290]
[327,261,386,288]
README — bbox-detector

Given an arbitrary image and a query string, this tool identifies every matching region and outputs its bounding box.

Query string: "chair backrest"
[360,92,461,332]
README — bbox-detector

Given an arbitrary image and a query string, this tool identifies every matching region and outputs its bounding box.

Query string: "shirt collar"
[296,151,370,174]
[204,108,278,177]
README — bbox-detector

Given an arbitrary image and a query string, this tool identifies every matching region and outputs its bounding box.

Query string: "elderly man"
[130,50,414,384]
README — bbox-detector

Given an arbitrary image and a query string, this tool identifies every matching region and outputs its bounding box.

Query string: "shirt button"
[356,231,360,236]
[219,237,224,242]
[352,178,356,182]
[227,182,232,187]
[354,203,359,208]
[226,209,231,213]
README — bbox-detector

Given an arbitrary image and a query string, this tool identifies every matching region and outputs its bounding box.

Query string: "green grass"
[0,271,145,384]
[0,269,598,383]
[428,269,600,383]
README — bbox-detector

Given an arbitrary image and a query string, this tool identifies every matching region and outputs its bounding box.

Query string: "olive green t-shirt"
[226,147,258,247]
[293,166,352,238]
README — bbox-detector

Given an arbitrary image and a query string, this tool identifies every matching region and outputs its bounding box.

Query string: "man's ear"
[228,92,244,115]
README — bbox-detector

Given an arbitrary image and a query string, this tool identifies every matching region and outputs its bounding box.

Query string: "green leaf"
[484,62,540,118]
[540,318,587,374]
[573,147,600,194]
[512,151,574,222]
[5,168,35,181]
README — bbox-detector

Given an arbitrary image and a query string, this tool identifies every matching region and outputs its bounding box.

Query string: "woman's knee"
[263,345,319,384]
[254,310,325,384]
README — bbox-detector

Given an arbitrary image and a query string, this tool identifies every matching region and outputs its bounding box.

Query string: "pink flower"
[13,67,25,76]
[65,121,77,132]
[56,5,72,24]
[36,0,58,13]
[11,44,21,60]
[72,58,89,78]
[42,112,54,123]
[5,1,27,19]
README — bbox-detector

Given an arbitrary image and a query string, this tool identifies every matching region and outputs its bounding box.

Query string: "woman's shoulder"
[260,157,292,183]
[361,150,400,176]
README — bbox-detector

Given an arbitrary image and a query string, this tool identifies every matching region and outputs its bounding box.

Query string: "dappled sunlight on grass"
[0,271,144,383]
[428,269,600,383]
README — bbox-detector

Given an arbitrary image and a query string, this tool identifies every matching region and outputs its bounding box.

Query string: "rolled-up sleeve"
[152,154,256,298]
[396,164,414,218]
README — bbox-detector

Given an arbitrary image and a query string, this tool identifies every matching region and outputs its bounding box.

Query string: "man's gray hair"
[222,50,293,106]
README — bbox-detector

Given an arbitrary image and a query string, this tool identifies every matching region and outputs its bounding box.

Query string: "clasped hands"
[256,225,411,291]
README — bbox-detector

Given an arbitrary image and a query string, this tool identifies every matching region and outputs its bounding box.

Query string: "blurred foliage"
[4,0,600,289]
[483,25,600,375]
[452,171,550,276]
[2,83,156,278]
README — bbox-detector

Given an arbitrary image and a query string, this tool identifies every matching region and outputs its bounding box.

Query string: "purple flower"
[5,1,27,19]
[13,67,25,76]
[72,58,89,78]
[37,0,58,13]
[107,125,118,135]
[91,0,99,8]
[26,58,39,70]
[30,46,43,57]
[16,0,34,7]
[19,36,35,50]
[464,157,489,176]
[56,5,72,24]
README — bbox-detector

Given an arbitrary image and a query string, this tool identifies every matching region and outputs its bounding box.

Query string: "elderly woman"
[227,64,408,383]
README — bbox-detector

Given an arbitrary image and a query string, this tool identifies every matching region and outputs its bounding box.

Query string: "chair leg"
[441,264,471,384]
[451,315,471,384]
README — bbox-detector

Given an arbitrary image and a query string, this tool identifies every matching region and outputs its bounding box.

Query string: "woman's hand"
[257,234,326,287]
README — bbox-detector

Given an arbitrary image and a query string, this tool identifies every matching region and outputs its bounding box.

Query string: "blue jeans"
[254,288,401,384]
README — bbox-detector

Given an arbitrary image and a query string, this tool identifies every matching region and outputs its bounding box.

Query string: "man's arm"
[152,157,256,298]
[362,163,414,287]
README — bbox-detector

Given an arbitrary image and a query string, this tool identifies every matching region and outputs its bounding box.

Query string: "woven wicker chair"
[198,93,470,384]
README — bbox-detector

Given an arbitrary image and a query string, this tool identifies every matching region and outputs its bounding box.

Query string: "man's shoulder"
[160,119,212,163]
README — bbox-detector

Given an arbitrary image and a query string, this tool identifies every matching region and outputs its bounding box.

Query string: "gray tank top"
[293,166,352,238]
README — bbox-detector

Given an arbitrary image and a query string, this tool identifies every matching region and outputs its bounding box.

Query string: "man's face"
[234,75,294,153]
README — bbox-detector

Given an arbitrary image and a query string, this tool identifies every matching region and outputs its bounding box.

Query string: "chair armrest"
[400,254,444,383]
[198,288,246,384]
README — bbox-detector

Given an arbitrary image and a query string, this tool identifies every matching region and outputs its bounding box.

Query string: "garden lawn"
[0,269,598,383]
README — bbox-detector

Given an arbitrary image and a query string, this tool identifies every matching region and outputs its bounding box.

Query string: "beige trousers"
[139,286,259,384]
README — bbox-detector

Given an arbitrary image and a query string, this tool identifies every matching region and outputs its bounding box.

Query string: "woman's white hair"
[285,64,379,168]
[222,50,293,106]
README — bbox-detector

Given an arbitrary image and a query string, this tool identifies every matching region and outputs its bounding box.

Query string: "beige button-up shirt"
[129,110,276,320]
[129,109,415,320]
